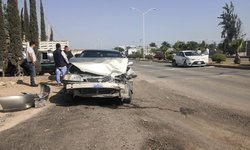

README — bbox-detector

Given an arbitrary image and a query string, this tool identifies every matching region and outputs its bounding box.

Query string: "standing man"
[64,46,73,60]
[53,43,69,86]
[26,41,37,87]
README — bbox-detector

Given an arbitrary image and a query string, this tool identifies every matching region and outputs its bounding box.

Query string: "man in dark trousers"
[26,41,37,87]
[53,43,69,86]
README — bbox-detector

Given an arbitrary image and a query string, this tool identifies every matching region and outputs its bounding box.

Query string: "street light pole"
[131,7,157,58]
[142,14,145,56]
[246,40,248,56]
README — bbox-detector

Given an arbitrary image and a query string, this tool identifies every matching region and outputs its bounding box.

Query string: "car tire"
[123,90,132,104]
[67,94,76,103]
[172,60,177,67]
[63,89,75,103]
[183,60,188,67]
[39,72,44,76]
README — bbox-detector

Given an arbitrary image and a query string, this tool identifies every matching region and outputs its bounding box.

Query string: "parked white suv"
[172,50,209,67]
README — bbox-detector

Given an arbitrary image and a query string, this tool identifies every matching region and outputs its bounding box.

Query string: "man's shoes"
[57,83,63,86]
[30,84,38,87]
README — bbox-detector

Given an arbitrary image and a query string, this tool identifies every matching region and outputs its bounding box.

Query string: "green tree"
[30,0,41,72]
[231,39,243,64]
[24,0,29,41]
[20,8,24,41]
[0,0,8,76]
[7,0,23,75]
[160,41,171,53]
[186,41,199,50]
[114,47,124,52]
[50,27,53,41]
[161,41,171,48]
[218,1,243,55]
[29,0,39,49]
[173,41,186,51]
[3,4,10,51]
[199,40,206,50]
[149,42,157,48]
[208,42,217,51]
[40,0,46,41]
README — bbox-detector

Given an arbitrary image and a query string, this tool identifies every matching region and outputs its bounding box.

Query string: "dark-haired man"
[26,41,37,87]
[64,46,73,60]
[53,43,69,85]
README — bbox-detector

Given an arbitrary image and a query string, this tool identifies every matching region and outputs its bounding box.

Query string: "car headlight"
[63,74,83,81]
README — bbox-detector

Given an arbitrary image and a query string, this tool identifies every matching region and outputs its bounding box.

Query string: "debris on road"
[0,84,50,112]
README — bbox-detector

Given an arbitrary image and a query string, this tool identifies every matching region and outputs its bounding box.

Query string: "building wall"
[39,41,69,52]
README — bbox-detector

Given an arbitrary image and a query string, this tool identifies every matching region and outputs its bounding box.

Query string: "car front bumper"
[65,82,130,99]
[186,60,206,66]
[0,84,50,112]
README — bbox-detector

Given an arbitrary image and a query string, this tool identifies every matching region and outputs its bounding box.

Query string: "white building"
[39,41,69,52]
[118,45,140,55]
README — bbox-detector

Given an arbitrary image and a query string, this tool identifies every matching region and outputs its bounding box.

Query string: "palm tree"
[218,1,244,64]
[231,39,243,64]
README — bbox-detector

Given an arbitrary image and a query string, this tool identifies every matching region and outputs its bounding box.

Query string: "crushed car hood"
[70,58,129,77]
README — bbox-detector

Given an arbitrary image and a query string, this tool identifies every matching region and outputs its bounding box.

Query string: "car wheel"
[123,90,132,104]
[172,60,177,67]
[183,60,188,67]
[63,89,75,103]
[39,71,44,76]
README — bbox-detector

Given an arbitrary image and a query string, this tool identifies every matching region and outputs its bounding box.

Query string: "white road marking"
[137,64,153,67]
[165,68,177,71]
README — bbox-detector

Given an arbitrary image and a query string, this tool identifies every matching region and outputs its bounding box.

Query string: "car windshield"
[80,50,123,58]
[184,51,199,56]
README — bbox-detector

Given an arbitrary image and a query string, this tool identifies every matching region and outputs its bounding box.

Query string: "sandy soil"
[0,76,249,149]
[0,75,60,132]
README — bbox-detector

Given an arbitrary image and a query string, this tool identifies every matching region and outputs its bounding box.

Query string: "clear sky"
[25,0,250,49]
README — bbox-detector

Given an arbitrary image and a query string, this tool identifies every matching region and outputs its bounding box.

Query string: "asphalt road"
[0,62,250,150]
[134,61,250,112]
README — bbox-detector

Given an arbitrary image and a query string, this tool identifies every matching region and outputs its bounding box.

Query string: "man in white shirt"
[26,41,37,87]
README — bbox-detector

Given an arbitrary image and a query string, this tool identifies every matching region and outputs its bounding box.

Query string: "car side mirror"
[75,54,81,57]
[128,62,133,66]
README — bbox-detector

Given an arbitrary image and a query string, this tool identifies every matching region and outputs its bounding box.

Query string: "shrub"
[154,51,165,60]
[165,53,173,61]
[145,55,153,60]
[128,52,143,59]
[211,53,226,63]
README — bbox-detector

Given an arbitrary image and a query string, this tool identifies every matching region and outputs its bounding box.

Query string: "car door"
[178,52,186,65]
[174,52,181,65]
[175,52,185,65]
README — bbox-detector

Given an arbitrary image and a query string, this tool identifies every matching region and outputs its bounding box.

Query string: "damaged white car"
[63,50,137,103]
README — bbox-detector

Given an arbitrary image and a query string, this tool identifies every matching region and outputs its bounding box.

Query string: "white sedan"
[172,50,209,67]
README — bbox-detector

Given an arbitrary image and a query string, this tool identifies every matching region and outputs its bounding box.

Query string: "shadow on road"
[48,89,182,114]
[49,88,123,108]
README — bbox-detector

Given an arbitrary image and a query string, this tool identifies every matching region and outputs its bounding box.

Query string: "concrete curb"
[207,64,250,70]
[131,58,250,70]
[130,59,170,63]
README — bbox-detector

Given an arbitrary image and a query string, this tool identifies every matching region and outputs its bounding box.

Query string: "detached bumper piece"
[0,84,50,112]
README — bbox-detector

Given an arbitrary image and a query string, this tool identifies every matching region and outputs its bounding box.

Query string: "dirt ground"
[0,76,250,149]
[0,75,59,132]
